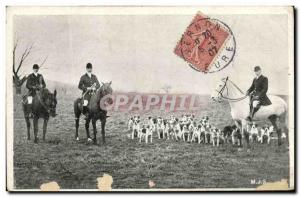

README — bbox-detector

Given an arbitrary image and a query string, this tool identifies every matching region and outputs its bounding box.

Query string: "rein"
[215,77,248,102]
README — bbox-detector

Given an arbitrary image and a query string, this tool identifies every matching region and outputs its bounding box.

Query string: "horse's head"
[98,81,113,105]
[43,89,58,117]
[211,76,229,102]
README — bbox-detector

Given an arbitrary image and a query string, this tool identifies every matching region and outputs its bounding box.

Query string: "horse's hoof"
[87,138,93,143]
[76,137,79,141]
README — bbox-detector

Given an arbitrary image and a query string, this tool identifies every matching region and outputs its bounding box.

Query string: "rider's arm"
[246,79,255,95]
[78,76,87,92]
[26,75,34,90]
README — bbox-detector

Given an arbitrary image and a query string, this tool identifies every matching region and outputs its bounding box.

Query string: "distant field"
[12,90,290,189]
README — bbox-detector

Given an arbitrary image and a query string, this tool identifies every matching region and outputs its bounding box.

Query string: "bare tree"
[12,39,47,94]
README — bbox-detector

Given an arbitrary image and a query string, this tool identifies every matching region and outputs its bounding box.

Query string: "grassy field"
[12,90,290,190]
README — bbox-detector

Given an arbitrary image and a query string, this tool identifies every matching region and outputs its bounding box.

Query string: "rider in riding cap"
[246,66,271,121]
[78,63,100,118]
[26,64,46,118]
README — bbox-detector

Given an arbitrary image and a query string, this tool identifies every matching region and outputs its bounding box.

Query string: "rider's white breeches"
[83,100,89,106]
[28,96,33,104]
[253,100,259,108]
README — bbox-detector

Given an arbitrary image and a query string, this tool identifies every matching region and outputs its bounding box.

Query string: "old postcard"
[6,6,295,191]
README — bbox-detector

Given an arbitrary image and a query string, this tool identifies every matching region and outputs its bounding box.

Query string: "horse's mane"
[39,88,56,102]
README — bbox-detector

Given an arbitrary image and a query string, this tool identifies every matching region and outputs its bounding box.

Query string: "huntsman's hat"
[33,64,39,69]
[86,63,93,69]
[254,66,261,71]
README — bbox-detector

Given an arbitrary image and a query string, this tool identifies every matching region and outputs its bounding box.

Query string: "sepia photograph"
[6,6,295,191]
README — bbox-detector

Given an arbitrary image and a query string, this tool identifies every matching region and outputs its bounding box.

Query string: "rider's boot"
[251,107,259,119]
[246,105,253,121]
[246,107,259,121]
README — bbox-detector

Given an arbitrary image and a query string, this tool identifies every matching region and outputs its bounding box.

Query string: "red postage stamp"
[174,13,236,73]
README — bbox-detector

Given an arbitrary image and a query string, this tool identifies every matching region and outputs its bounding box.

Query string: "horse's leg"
[241,120,250,151]
[269,115,281,146]
[42,117,49,141]
[92,118,98,145]
[75,118,79,140]
[74,99,81,140]
[85,117,91,140]
[101,118,106,145]
[25,117,31,140]
[33,116,39,143]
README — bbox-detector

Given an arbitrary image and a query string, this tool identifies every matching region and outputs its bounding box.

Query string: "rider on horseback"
[78,63,100,118]
[25,64,46,118]
[246,66,271,121]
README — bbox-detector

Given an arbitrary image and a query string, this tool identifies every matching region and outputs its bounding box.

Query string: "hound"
[222,125,234,143]
[191,125,201,144]
[249,123,259,143]
[147,116,156,132]
[181,125,190,141]
[139,125,153,143]
[156,117,165,139]
[204,124,212,144]
[163,122,172,139]
[211,128,224,146]
[128,117,134,132]
[232,125,242,146]
[259,126,269,144]
[131,116,141,139]
[173,122,182,141]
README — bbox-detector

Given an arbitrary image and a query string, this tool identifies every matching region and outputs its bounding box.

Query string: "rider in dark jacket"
[25,64,46,117]
[78,63,100,117]
[246,66,271,121]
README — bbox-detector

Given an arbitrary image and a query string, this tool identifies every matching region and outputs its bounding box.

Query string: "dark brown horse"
[22,88,57,143]
[74,82,113,145]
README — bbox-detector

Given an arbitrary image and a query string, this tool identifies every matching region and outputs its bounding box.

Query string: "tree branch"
[16,43,34,74]
[39,55,48,68]
[12,39,19,74]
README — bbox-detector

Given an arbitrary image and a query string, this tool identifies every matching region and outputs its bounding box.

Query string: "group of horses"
[21,77,288,151]
[22,82,113,144]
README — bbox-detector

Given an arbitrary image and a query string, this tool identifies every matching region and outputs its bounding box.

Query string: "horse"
[211,77,287,150]
[22,88,57,143]
[74,82,113,145]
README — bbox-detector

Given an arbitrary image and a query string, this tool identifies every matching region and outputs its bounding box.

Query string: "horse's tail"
[281,101,289,144]
[74,98,81,118]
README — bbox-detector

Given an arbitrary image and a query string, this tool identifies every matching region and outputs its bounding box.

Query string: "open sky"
[13,13,290,94]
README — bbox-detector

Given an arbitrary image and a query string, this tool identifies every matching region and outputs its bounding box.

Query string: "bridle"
[215,77,248,102]
[98,83,113,98]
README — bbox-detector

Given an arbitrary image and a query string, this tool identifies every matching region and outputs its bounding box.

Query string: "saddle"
[22,89,47,105]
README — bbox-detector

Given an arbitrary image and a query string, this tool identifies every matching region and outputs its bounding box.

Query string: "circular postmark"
[175,15,236,73]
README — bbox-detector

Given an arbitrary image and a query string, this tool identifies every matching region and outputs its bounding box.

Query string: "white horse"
[211,77,288,150]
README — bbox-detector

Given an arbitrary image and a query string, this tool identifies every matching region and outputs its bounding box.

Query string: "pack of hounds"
[127,114,286,145]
